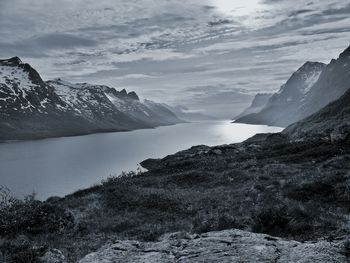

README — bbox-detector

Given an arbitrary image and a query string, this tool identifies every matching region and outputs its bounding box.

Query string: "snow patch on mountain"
[0,66,39,92]
[301,69,322,94]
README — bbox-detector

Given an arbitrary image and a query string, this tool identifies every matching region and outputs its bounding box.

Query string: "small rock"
[39,249,66,263]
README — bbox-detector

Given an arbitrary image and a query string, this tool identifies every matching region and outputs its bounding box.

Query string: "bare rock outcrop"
[79,229,348,263]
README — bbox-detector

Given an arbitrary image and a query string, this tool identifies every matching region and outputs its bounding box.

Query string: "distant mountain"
[0,57,182,141]
[163,105,217,121]
[285,87,350,142]
[236,46,350,127]
[235,61,326,126]
[298,46,350,119]
[48,79,180,127]
[234,93,272,120]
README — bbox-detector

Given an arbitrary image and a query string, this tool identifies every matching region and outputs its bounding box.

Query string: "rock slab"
[79,229,347,263]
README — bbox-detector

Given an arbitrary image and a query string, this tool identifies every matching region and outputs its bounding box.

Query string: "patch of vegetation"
[0,186,74,262]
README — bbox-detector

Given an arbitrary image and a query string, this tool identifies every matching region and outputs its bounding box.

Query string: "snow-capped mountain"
[235,46,350,127]
[234,93,272,120]
[47,79,180,127]
[0,57,68,116]
[0,57,182,141]
[102,86,180,126]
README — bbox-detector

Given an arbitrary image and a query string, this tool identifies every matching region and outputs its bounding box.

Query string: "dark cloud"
[0,33,98,58]
[33,33,98,49]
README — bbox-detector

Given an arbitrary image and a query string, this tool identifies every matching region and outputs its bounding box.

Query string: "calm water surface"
[0,121,283,199]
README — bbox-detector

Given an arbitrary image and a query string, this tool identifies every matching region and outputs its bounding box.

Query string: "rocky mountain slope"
[0,57,93,141]
[48,79,180,127]
[234,93,272,120]
[0,57,182,141]
[285,87,350,141]
[236,45,350,127]
[235,61,326,126]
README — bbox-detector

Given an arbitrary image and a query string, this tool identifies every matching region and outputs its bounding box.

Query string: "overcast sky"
[1,0,350,117]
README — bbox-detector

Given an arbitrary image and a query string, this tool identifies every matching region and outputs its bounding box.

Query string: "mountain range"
[235,46,350,127]
[0,57,182,141]
[163,105,218,122]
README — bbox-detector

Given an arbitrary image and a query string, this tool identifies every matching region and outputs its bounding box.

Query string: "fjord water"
[0,121,282,199]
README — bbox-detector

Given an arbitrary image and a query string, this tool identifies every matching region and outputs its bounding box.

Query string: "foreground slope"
[2,126,349,261]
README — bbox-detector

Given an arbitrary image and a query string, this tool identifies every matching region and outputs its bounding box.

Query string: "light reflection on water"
[0,121,283,199]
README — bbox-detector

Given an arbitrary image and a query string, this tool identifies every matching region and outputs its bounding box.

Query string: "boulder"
[39,249,66,263]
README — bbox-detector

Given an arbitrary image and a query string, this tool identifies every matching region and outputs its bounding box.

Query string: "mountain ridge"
[0,57,182,141]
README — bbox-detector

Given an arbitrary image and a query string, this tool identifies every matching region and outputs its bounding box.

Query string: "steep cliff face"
[285,87,350,141]
[235,61,326,126]
[298,46,350,119]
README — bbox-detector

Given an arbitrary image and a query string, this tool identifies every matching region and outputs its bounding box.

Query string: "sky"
[1,0,350,117]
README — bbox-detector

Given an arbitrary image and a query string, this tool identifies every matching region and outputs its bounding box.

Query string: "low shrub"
[0,190,74,237]
[192,210,239,234]
[252,198,341,239]
[1,235,46,263]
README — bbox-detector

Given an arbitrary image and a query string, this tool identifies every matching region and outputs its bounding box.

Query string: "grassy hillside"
[1,134,350,261]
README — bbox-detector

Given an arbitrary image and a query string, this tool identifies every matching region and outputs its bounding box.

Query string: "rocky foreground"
[78,229,348,263]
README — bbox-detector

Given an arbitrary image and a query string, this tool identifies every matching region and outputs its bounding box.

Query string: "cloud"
[0,33,98,58]
[1,0,350,117]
